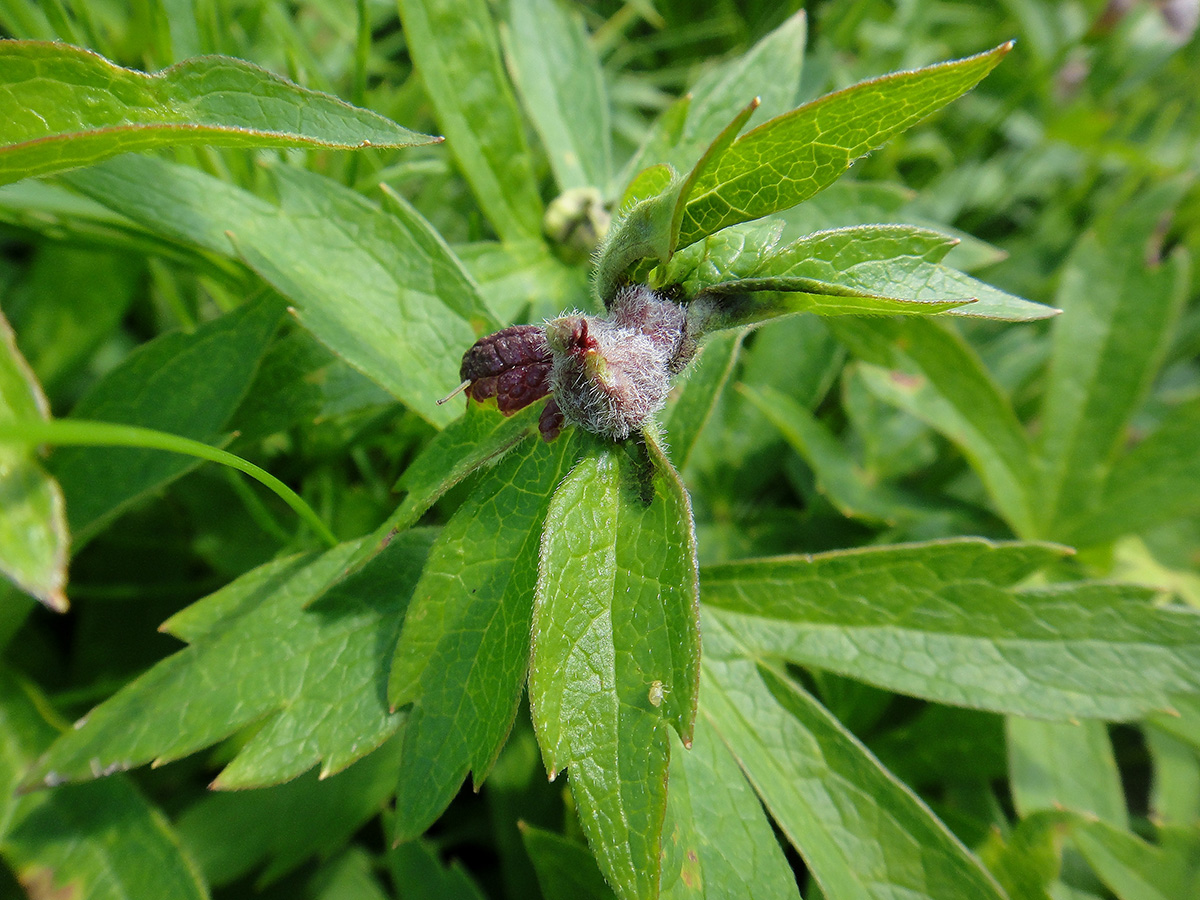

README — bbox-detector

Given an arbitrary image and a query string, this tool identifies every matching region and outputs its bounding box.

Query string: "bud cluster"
[453,285,712,442]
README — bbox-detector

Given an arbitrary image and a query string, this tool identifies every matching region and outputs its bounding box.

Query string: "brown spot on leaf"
[679,848,702,889]
[20,867,77,900]
[888,371,924,390]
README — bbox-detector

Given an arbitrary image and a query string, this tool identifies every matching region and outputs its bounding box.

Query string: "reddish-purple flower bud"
[447,285,706,443]
[457,324,553,415]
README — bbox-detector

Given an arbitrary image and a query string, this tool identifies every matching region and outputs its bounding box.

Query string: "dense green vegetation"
[1,2,1199,899]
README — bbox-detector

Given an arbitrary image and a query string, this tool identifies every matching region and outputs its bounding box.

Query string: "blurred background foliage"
[1,1,1198,898]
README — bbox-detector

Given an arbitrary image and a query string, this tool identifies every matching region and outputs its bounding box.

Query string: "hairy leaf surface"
[677,43,1012,247]
[391,433,585,841]
[529,439,700,900]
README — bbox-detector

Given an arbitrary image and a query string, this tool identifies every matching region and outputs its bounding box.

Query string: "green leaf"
[64,156,496,428]
[46,294,281,545]
[0,307,66,610]
[1149,695,1200,754]
[233,171,497,428]
[1070,818,1195,900]
[522,825,617,900]
[390,432,586,842]
[1146,727,1200,828]
[176,736,403,887]
[309,848,392,900]
[388,402,544,531]
[397,0,543,241]
[529,437,700,900]
[663,328,742,471]
[593,172,686,305]
[664,223,1055,329]
[385,836,487,900]
[1007,718,1128,829]
[660,719,801,900]
[0,40,437,185]
[623,11,806,187]
[3,777,211,900]
[26,530,434,789]
[595,98,759,305]
[1036,182,1191,538]
[676,42,1013,248]
[0,669,208,900]
[775,179,1006,272]
[701,537,1200,719]
[503,0,611,191]
[658,219,786,297]
[0,668,57,839]
[977,811,1067,900]
[738,381,920,524]
[1061,399,1200,550]
[701,622,1007,900]
[835,317,1038,537]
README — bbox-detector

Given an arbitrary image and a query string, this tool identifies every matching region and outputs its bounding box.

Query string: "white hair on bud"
[542,284,717,442]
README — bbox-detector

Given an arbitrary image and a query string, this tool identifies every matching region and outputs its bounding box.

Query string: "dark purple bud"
[458,324,553,415]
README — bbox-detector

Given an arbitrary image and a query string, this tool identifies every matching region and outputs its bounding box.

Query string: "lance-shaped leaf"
[1036,181,1191,538]
[594,99,759,305]
[26,531,434,790]
[775,179,1006,272]
[1070,817,1196,900]
[701,537,1200,720]
[739,382,924,524]
[529,437,700,900]
[48,293,282,546]
[232,172,498,428]
[389,432,585,842]
[1063,397,1200,548]
[677,42,1013,248]
[621,11,807,191]
[388,402,543,531]
[833,317,1039,537]
[522,826,617,900]
[663,328,743,471]
[0,41,438,185]
[659,719,801,900]
[503,0,611,192]
[0,309,66,611]
[398,0,542,241]
[1007,718,1128,828]
[0,669,208,900]
[701,622,1007,900]
[386,836,489,900]
[665,224,1056,325]
[64,156,496,428]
